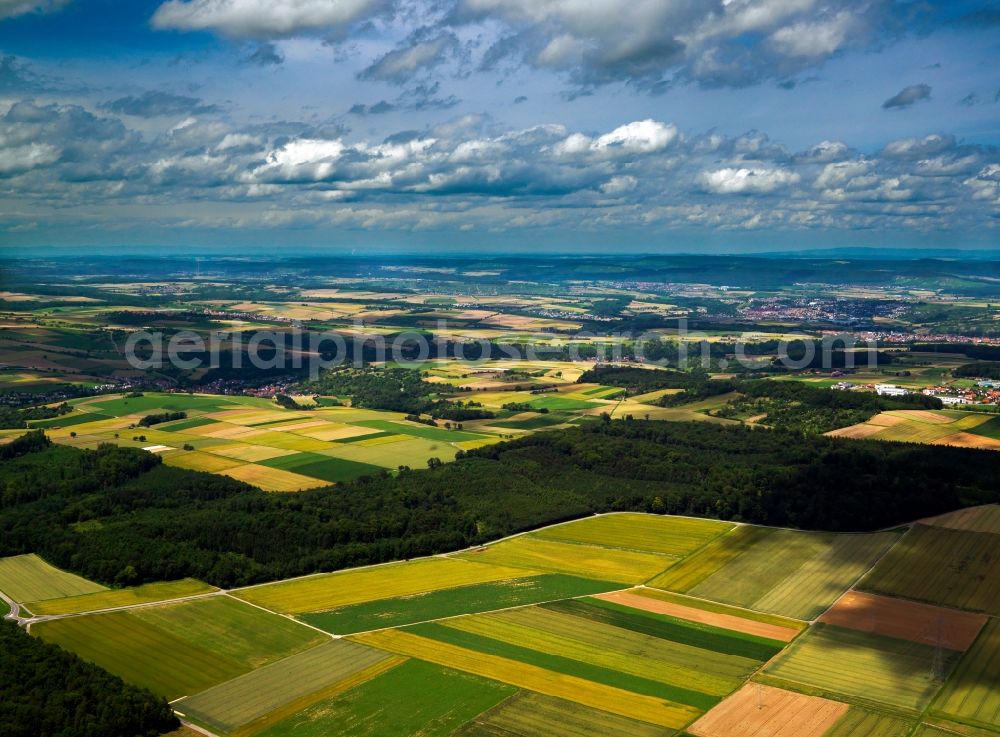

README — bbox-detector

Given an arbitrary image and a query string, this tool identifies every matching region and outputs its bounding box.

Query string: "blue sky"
[0,0,998,251]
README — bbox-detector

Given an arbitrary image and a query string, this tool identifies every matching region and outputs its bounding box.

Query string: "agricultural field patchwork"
[828,409,1000,450]
[8,511,1000,736]
[674,527,900,620]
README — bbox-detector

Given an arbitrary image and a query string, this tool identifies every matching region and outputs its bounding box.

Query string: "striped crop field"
[859,525,1000,615]
[254,659,516,737]
[599,588,805,640]
[301,574,622,635]
[233,558,537,614]
[452,692,677,737]
[417,605,757,700]
[931,619,1000,730]
[684,528,900,619]
[532,513,734,556]
[763,623,962,712]
[352,628,701,729]
[32,610,249,700]
[0,554,106,604]
[822,708,914,737]
[543,597,786,661]
[176,640,402,736]
[130,595,326,670]
[645,525,775,592]
[922,504,1000,534]
[26,578,217,616]
[453,536,675,583]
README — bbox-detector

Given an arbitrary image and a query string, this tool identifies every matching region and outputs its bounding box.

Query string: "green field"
[533,514,734,556]
[177,640,400,735]
[453,536,675,583]
[452,691,676,737]
[932,619,1000,730]
[685,528,899,619]
[823,708,914,737]
[131,596,326,670]
[33,610,249,699]
[26,578,216,615]
[301,574,622,634]
[859,525,1000,615]
[256,659,516,737]
[645,525,775,592]
[968,416,1000,440]
[354,419,489,442]
[0,554,106,604]
[257,451,383,482]
[763,623,961,712]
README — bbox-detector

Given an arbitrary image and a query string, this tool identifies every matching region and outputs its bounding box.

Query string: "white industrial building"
[875,384,909,397]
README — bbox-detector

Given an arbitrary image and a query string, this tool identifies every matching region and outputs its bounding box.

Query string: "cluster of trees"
[137,411,187,427]
[0,402,71,429]
[577,366,689,396]
[0,619,178,737]
[1,420,997,591]
[302,368,443,414]
[713,379,941,434]
[954,362,1000,380]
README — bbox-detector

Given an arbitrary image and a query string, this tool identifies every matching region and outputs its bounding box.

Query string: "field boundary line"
[328,585,636,638]
[220,592,339,639]
[634,585,810,626]
[19,589,226,625]
[812,524,917,624]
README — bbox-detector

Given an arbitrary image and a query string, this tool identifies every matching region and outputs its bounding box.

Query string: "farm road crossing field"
[26,578,217,616]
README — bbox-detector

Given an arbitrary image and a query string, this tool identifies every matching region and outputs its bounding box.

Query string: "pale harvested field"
[819,592,987,650]
[165,451,245,473]
[221,463,326,492]
[868,413,906,427]
[933,432,1000,450]
[299,424,381,441]
[595,590,799,642]
[208,443,298,462]
[921,505,1000,534]
[688,683,848,737]
[887,410,955,425]
[827,423,889,439]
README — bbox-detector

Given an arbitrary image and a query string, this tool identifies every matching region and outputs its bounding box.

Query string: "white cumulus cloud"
[702,166,800,194]
[151,0,385,37]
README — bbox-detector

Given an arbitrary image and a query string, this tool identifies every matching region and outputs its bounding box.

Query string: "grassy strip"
[407,621,719,711]
[28,412,110,429]
[542,598,783,661]
[158,417,219,432]
[334,430,396,443]
[26,579,217,616]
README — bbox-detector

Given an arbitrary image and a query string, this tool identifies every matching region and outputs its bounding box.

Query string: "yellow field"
[535,513,734,556]
[206,443,298,462]
[454,535,675,583]
[233,557,537,614]
[221,463,323,492]
[353,628,700,729]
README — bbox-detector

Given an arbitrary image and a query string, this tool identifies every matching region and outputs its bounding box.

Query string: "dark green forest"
[0,619,177,737]
[1,423,996,591]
